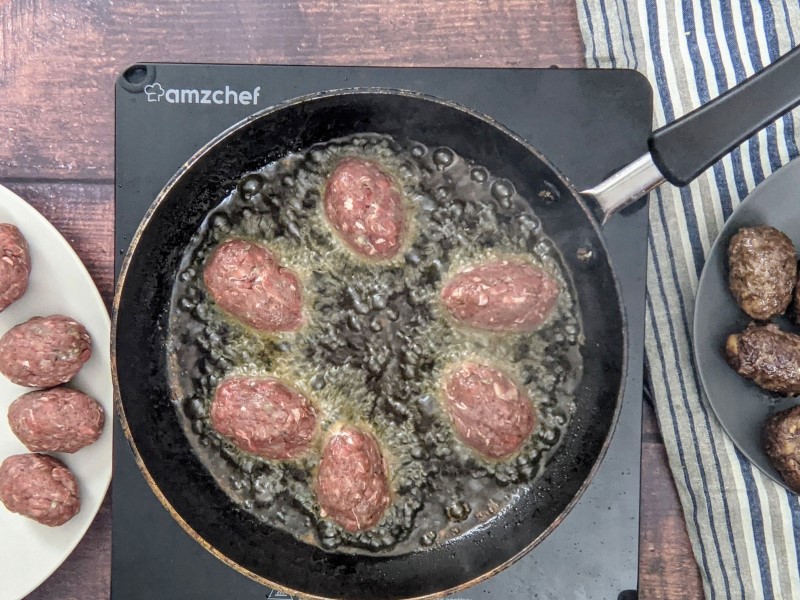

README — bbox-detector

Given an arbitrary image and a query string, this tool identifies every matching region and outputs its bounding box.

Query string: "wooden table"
[0,1,704,598]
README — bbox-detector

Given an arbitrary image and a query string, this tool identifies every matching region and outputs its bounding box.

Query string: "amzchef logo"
[143,82,261,106]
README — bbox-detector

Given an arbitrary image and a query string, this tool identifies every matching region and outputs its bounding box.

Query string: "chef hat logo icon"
[144,83,165,102]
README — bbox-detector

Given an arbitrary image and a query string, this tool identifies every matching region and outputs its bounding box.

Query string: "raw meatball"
[440,259,560,333]
[764,405,800,493]
[324,157,406,259]
[0,224,31,313]
[0,315,92,387]
[725,323,800,396]
[728,225,796,320]
[203,239,303,332]
[210,376,316,460]
[0,454,80,526]
[315,425,391,532]
[442,361,535,459]
[8,387,105,453]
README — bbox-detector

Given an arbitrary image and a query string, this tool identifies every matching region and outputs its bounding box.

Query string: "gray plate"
[694,157,800,493]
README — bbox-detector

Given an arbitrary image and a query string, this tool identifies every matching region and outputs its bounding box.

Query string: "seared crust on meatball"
[210,376,316,460]
[324,157,406,259]
[8,387,105,453]
[0,224,31,313]
[315,425,391,532]
[443,361,535,459]
[728,225,796,320]
[725,323,800,396]
[440,259,559,333]
[764,405,800,492]
[0,454,80,526]
[0,315,92,387]
[204,239,303,333]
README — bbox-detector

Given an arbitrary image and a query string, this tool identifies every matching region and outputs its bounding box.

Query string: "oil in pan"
[167,133,583,555]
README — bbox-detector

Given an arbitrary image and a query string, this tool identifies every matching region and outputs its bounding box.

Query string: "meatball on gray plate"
[727,224,796,321]
[764,406,800,493]
[693,158,800,493]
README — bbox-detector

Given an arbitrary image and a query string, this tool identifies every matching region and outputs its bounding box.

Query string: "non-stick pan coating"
[113,90,626,599]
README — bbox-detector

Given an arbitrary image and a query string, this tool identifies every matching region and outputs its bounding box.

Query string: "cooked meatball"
[0,224,31,313]
[725,323,800,395]
[0,315,92,387]
[8,387,105,453]
[210,376,316,460]
[764,405,800,492]
[792,268,800,325]
[204,239,303,333]
[315,425,391,532]
[324,157,406,259]
[440,259,559,333]
[442,361,535,459]
[728,225,796,320]
[0,454,80,526]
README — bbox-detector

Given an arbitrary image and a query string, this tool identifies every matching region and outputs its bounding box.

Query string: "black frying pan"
[113,47,800,599]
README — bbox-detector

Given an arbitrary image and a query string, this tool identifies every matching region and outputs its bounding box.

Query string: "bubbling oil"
[168,133,583,555]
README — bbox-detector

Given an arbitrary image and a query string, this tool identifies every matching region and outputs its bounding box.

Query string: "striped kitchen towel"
[577,1,800,599]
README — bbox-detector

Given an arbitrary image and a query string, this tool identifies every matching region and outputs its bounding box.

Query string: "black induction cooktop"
[113,63,652,600]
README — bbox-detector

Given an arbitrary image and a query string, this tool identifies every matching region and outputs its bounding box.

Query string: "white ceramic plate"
[0,185,112,600]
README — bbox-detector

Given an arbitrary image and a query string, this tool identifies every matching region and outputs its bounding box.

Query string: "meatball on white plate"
[0,185,111,600]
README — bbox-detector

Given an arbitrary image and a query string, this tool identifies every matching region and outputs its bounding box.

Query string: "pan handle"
[583,44,800,224]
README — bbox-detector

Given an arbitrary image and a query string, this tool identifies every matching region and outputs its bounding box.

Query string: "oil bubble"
[446,501,471,522]
[491,179,514,201]
[470,167,488,182]
[238,174,264,199]
[420,531,437,546]
[432,148,454,168]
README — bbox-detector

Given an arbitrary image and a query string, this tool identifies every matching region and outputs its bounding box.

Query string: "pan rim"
[112,86,630,599]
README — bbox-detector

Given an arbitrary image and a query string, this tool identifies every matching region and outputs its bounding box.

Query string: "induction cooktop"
[114,63,651,600]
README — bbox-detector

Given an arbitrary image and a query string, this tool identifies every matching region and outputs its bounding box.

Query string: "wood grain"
[0,1,706,599]
[0,0,584,181]
[641,401,705,599]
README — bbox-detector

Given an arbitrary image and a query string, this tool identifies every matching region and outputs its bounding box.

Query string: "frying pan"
[694,157,800,493]
[113,47,800,599]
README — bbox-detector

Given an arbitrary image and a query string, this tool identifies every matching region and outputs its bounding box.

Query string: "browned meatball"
[0,315,92,387]
[764,405,800,492]
[725,323,800,396]
[442,361,535,459]
[0,224,31,313]
[728,225,796,320]
[8,387,105,453]
[440,259,560,333]
[324,157,406,259]
[0,454,80,526]
[203,240,303,333]
[210,376,316,460]
[315,426,391,532]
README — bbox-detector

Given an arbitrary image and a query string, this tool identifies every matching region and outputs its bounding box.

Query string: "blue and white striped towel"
[577,1,800,598]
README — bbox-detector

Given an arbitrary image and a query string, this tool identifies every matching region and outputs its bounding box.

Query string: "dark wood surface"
[0,1,703,598]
